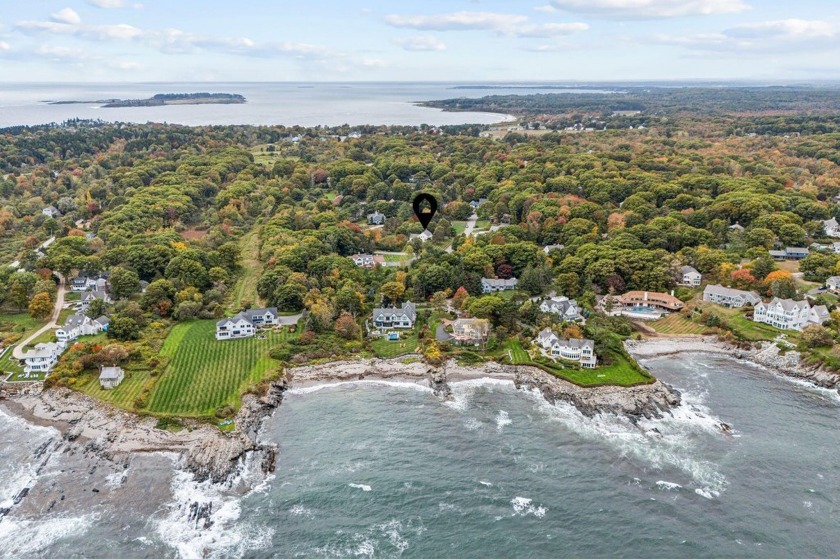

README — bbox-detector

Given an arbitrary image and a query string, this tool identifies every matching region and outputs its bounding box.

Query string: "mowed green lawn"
[147,320,284,416]
[77,369,153,409]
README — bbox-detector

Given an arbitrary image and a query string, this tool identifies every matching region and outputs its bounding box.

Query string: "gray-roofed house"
[409,230,433,243]
[754,298,827,331]
[542,244,565,254]
[770,247,810,260]
[372,301,417,330]
[823,218,840,238]
[534,328,597,368]
[703,284,762,308]
[679,266,702,287]
[243,307,280,327]
[99,366,125,389]
[367,211,386,225]
[42,205,61,218]
[56,313,108,343]
[21,342,63,374]
[539,296,581,321]
[81,289,111,310]
[216,312,256,340]
[481,277,518,293]
[826,276,840,294]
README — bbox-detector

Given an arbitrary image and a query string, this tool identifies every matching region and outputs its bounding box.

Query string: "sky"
[1,0,839,82]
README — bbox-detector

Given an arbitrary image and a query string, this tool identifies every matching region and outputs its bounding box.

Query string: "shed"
[99,366,124,389]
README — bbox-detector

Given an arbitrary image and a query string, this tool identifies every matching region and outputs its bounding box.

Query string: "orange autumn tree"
[730,268,756,289]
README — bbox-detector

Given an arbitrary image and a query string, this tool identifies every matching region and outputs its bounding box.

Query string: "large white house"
[534,328,597,368]
[703,284,762,308]
[21,342,63,374]
[42,206,61,218]
[823,218,840,238]
[539,296,581,321]
[826,276,840,294]
[481,277,518,293]
[349,253,382,268]
[372,301,417,330]
[71,273,110,292]
[56,313,109,343]
[679,266,702,287]
[215,307,280,340]
[753,298,829,331]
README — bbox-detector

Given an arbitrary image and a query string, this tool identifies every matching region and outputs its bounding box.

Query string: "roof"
[217,312,250,327]
[22,342,61,359]
[535,328,593,350]
[63,313,90,328]
[541,297,578,314]
[826,276,840,284]
[482,277,518,288]
[763,297,809,312]
[680,265,700,275]
[244,307,278,320]
[824,218,838,228]
[704,284,761,301]
[95,316,111,325]
[812,305,830,322]
[372,301,417,322]
[619,291,684,309]
[99,366,123,380]
[786,247,809,255]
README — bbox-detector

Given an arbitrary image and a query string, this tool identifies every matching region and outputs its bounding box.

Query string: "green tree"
[110,267,141,300]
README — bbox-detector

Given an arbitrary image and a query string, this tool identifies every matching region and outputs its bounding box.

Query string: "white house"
[539,296,581,321]
[542,244,565,254]
[349,253,380,268]
[21,342,63,374]
[753,298,829,331]
[99,366,125,389]
[71,273,110,292]
[703,284,762,308]
[42,206,61,218]
[450,318,491,346]
[81,289,111,310]
[409,230,433,243]
[534,328,597,368]
[56,313,108,343]
[481,277,518,293]
[367,211,386,225]
[823,218,840,238]
[215,307,279,340]
[679,266,702,287]
[372,301,417,330]
[826,276,840,294]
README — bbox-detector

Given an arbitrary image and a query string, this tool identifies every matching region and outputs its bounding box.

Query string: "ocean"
[0,82,602,128]
[1,354,838,558]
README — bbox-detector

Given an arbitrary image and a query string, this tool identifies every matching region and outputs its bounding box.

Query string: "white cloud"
[384,11,588,38]
[110,60,143,70]
[361,58,386,67]
[0,41,10,51]
[51,8,81,25]
[394,35,447,51]
[34,45,90,61]
[549,0,750,19]
[651,19,840,53]
[534,5,558,13]
[87,0,143,8]
[725,19,836,40]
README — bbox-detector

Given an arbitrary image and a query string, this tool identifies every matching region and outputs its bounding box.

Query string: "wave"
[0,408,61,514]
[510,496,547,519]
[349,483,372,492]
[444,378,516,412]
[286,379,433,396]
[0,514,94,559]
[495,410,512,432]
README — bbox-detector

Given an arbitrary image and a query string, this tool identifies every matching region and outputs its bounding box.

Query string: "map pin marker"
[412,193,438,231]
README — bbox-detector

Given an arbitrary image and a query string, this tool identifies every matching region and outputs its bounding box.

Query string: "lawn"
[649,313,717,336]
[146,320,285,417]
[65,292,82,302]
[474,219,490,231]
[698,303,789,342]
[375,251,410,265]
[371,328,419,358]
[453,221,468,235]
[231,229,264,310]
[0,346,24,377]
[76,368,154,410]
[0,312,46,342]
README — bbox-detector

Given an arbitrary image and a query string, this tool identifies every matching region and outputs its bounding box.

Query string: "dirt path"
[232,229,264,309]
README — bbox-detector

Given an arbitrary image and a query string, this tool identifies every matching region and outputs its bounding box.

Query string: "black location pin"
[412,193,438,231]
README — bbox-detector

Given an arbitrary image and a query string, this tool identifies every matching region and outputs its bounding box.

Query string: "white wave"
[444,378,516,412]
[521,386,728,499]
[286,379,433,396]
[479,480,493,487]
[349,483,372,492]
[734,358,840,404]
[155,461,274,559]
[495,410,512,431]
[510,496,547,519]
[289,504,314,518]
[656,480,682,491]
[463,417,483,431]
[105,468,130,489]
[0,514,94,558]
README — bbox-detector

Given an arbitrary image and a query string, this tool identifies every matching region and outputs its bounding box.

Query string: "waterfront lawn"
[371,328,419,358]
[649,313,717,336]
[77,368,154,411]
[700,304,785,342]
[0,347,24,378]
[146,320,283,417]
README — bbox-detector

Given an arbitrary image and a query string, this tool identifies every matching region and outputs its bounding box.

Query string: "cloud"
[0,41,10,51]
[548,0,750,19]
[87,0,143,8]
[384,10,588,38]
[394,35,447,51]
[51,8,81,25]
[534,5,558,13]
[652,19,840,53]
[110,60,143,70]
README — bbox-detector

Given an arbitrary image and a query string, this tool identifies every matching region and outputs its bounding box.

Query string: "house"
[481,277,518,293]
[679,266,702,287]
[450,318,491,346]
[21,342,63,374]
[826,276,840,294]
[770,247,809,260]
[349,253,382,268]
[469,198,488,210]
[71,273,110,292]
[215,307,279,340]
[703,284,762,308]
[729,223,745,232]
[56,313,108,343]
[534,328,597,369]
[81,289,111,310]
[823,218,840,238]
[542,244,565,254]
[618,291,684,311]
[99,366,125,389]
[367,211,386,225]
[42,206,61,218]
[539,296,581,321]
[409,230,433,243]
[372,301,417,330]
[216,312,256,340]
[753,298,829,331]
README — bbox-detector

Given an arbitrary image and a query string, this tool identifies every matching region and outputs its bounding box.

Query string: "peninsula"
[48,92,246,108]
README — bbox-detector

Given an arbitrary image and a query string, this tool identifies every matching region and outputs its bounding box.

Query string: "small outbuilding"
[99,366,124,389]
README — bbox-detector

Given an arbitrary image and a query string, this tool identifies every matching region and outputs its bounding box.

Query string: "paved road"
[12,273,66,359]
[446,213,479,254]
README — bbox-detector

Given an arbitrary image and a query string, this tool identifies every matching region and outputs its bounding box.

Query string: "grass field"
[231,229,263,310]
[453,221,468,235]
[698,304,789,342]
[146,320,288,416]
[371,329,419,358]
[649,313,717,336]
[374,251,411,265]
[77,368,154,410]
[0,346,24,377]
[65,292,81,302]
[0,312,46,340]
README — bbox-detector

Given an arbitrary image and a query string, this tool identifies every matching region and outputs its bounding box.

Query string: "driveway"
[436,324,453,342]
[12,273,65,359]
[278,313,303,326]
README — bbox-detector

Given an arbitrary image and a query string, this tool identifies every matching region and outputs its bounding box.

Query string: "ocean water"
[1,353,839,558]
[0,82,601,128]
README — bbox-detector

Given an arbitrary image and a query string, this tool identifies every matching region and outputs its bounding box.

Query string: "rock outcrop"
[737,342,840,391]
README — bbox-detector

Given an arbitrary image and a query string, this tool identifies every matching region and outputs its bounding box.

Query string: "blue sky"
[1,0,839,82]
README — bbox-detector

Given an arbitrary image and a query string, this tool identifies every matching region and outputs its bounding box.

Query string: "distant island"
[48,92,246,108]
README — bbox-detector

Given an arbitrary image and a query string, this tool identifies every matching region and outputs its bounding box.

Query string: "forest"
[3,90,840,415]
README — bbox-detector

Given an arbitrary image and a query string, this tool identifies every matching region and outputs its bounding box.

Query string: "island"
[48,92,246,108]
